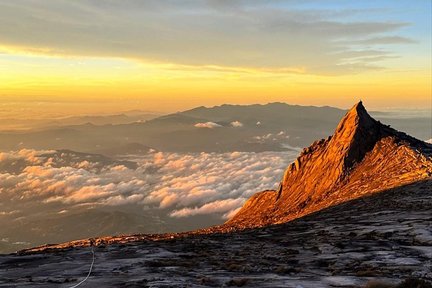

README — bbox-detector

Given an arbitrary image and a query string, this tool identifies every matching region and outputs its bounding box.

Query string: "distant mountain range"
[0,103,430,154]
[0,112,161,131]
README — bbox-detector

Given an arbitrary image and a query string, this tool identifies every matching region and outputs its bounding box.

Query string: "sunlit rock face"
[226,102,432,229]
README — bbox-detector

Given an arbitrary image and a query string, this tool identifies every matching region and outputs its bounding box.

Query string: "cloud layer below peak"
[0,149,296,222]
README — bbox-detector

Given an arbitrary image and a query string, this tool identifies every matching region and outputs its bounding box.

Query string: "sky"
[0,0,431,116]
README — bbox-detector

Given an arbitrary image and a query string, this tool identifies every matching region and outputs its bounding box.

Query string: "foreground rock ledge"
[0,180,431,287]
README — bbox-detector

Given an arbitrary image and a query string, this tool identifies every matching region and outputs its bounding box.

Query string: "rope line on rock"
[68,246,95,288]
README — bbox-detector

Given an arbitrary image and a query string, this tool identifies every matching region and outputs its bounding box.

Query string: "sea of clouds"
[0,149,297,222]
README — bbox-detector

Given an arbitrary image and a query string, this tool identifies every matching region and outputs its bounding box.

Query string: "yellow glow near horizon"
[0,45,430,116]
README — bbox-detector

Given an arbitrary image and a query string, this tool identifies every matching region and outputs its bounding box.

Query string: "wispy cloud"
[0,1,415,75]
[194,122,222,128]
[345,36,416,45]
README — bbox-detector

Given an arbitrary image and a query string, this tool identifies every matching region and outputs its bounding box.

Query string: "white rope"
[68,246,95,288]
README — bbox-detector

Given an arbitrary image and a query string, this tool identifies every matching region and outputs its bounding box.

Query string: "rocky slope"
[0,180,431,287]
[226,101,432,229]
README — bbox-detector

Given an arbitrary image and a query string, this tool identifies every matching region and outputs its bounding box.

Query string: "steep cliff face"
[226,101,432,229]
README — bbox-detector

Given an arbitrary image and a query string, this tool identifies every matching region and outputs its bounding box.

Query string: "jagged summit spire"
[352,100,364,110]
[354,100,363,108]
[280,101,383,195]
[334,101,376,137]
[350,100,367,118]
[349,101,372,121]
[330,101,380,172]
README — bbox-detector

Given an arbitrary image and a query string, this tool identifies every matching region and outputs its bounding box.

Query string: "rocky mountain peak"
[225,102,432,229]
[277,102,384,201]
[332,101,377,147]
[337,100,372,129]
[327,101,381,174]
